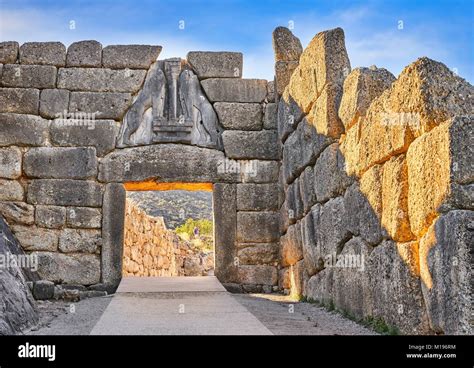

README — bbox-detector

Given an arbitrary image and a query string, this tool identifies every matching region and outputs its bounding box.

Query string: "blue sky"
[1,0,473,82]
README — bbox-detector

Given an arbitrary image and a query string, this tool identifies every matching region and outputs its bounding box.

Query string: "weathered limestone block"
[0,215,39,334]
[282,119,333,183]
[222,130,279,160]
[338,67,395,130]
[314,197,351,259]
[237,243,278,265]
[0,180,23,201]
[279,198,290,234]
[2,64,57,89]
[102,45,161,69]
[39,89,70,119]
[238,265,278,285]
[69,92,132,120]
[0,147,21,179]
[0,202,34,225]
[292,177,304,220]
[0,41,19,63]
[301,211,323,276]
[50,119,119,157]
[299,166,317,213]
[280,222,303,267]
[214,102,262,130]
[238,159,279,183]
[305,268,334,305]
[66,207,101,229]
[344,183,384,246]
[307,82,345,138]
[407,116,474,237]
[272,27,303,62]
[332,237,372,320]
[359,58,473,173]
[35,205,66,229]
[313,143,353,202]
[339,121,361,176]
[66,40,102,67]
[31,251,100,285]
[419,210,473,335]
[439,183,474,212]
[237,211,279,243]
[27,179,103,207]
[367,240,429,334]
[0,114,48,147]
[278,165,286,208]
[237,183,278,211]
[59,229,102,253]
[264,103,277,130]
[0,88,39,114]
[57,67,146,93]
[272,27,303,95]
[285,178,303,223]
[213,183,237,283]
[290,259,307,298]
[275,60,299,96]
[288,27,350,114]
[277,89,304,142]
[359,163,383,218]
[12,225,58,251]
[187,51,242,79]
[99,144,235,183]
[201,78,267,103]
[101,183,125,285]
[382,154,414,242]
[283,182,296,226]
[24,147,97,179]
[19,42,66,66]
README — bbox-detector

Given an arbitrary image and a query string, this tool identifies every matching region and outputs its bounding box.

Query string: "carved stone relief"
[117,58,223,150]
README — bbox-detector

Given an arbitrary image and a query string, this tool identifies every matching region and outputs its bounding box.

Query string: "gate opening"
[122,182,214,277]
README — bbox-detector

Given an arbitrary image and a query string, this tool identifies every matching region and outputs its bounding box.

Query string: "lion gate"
[0,42,280,293]
[1,28,472,335]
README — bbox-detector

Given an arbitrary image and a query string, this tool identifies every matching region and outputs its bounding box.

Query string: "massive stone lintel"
[117,59,223,150]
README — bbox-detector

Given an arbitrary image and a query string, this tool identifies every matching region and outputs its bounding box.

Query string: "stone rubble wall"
[0,41,280,292]
[275,27,473,335]
[123,199,213,277]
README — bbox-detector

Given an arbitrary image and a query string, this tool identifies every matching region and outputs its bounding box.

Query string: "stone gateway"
[0,27,472,335]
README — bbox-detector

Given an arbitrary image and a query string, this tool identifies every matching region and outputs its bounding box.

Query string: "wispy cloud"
[0,1,472,82]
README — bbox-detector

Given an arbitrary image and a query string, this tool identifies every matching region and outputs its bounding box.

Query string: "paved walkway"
[90,276,272,335]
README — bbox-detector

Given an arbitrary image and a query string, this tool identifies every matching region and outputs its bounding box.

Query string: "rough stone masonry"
[0,27,472,335]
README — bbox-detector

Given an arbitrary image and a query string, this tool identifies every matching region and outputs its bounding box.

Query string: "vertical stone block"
[213,183,238,283]
[101,183,126,285]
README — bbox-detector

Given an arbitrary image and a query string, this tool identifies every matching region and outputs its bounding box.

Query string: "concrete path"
[90,276,272,335]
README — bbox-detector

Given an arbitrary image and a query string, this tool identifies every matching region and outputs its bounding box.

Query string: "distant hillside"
[127,190,213,229]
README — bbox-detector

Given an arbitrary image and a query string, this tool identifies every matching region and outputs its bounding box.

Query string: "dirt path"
[233,293,377,335]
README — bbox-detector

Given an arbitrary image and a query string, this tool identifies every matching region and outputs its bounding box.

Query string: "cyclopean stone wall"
[0,28,472,335]
[123,199,213,277]
[0,41,280,293]
[275,27,473,335]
